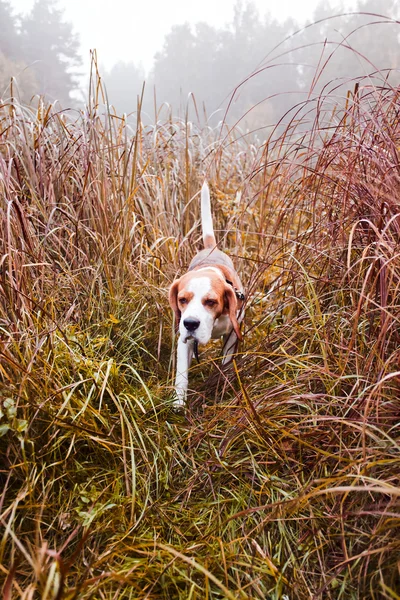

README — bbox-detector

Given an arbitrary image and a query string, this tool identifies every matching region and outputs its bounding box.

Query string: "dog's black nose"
[183,317,200,332]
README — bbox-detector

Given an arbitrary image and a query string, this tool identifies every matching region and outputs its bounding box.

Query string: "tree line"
[0,0,81,105]
[0,0,399,126]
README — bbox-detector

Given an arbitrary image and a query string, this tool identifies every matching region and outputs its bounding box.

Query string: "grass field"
[1,69,400,599]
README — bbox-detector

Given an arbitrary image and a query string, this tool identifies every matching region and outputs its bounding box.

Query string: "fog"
[1,0,399,127]
[9,0,323,73]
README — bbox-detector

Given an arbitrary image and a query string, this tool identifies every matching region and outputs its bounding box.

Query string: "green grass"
[0,68,399,599]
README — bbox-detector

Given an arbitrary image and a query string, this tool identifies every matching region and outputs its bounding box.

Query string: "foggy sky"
[9,0,351,73]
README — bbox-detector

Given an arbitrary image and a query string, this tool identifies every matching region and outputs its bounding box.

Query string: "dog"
[169,182,245,406]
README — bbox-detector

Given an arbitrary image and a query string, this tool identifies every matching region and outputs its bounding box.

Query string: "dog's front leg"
[174,337,194,406]
[222,329,239,366]
[222,310,244,365]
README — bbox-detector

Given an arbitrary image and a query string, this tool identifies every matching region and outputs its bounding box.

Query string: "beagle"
[169,182,245,406]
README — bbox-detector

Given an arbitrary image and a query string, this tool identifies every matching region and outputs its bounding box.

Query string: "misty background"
[0,0,399,129]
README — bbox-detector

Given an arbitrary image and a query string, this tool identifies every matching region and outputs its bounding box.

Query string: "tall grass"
[0,64,399,599]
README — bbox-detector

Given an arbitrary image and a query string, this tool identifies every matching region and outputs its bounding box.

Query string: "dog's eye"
[205,299,217,307]
[179,298,188,305]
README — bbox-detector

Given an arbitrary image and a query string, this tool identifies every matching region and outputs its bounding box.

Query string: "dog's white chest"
[211,314,232,338]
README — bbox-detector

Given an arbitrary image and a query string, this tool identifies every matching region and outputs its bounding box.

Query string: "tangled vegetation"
[1,68,399,599]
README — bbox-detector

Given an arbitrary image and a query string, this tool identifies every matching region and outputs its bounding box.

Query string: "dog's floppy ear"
[169,279,181,331]
[224,285,242,341]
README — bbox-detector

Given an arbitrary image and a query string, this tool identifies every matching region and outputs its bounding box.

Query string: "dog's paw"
[170,386,187,411]
[172,395,186,411]
[164,396,186,420]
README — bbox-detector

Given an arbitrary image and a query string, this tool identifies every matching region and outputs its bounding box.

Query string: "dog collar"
[225,278,245,302]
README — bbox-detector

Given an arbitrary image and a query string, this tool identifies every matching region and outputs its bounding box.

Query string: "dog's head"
[169,269,242,344]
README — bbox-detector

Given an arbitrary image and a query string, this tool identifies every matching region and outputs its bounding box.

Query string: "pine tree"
[21,0,81,105]
[0,0,39,101]
[0,0,22,61]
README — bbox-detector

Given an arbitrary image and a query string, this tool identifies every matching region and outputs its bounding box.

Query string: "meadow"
[0,69,399,599]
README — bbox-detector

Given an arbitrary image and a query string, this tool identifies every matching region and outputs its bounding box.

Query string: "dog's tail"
[201,181,216,249]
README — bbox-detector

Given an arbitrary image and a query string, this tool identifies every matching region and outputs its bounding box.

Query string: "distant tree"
[21,0,81,104]
[0,0,22,61]
[357,0,399,19]
[0,52,37,101]
[296,0,400,101]
[103,61,145,115]
[0,1,39,101]
[151,3,297,127]
[152,22,212,116]
[350,0,400,78]
[217,4,298,128]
